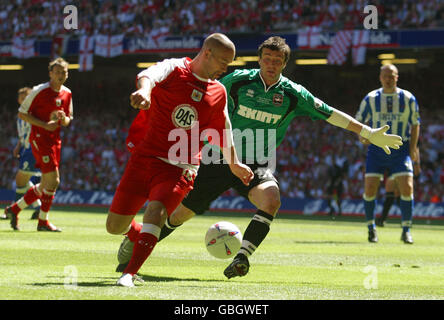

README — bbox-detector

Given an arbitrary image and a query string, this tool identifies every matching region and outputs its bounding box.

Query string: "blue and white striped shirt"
[356,87,420,141]
[17,117,31,150]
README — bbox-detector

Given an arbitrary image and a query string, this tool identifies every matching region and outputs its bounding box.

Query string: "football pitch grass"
[0,207,443,301]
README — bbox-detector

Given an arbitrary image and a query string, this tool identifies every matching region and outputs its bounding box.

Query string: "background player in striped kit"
[356,64,420,244]
[121,36,403,279]
[1,87,41,221]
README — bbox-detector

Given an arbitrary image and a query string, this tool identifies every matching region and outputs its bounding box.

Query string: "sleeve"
[355,95,371,124]
[16,118,24,141]
[18,85,40,114]
[220,69,249,115]
[288,83,333,121]
[409,94,420,125]
[67,94,74,120]
[220,69,246,93]
[136,58,186,88]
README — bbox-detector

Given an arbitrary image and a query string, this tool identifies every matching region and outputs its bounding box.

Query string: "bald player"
[356,64,420,244]
[106,33,254,287]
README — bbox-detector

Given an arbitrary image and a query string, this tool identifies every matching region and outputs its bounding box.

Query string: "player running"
[4,58,73,232]
[106,33,254,287]
[356,64,420,244]
[116,36,403,279]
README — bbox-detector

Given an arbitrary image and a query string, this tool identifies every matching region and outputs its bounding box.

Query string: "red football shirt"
[19,82,73,145]
[127,57,233,166]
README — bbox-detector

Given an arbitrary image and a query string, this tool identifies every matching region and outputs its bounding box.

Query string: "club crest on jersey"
[55,98,62,106]
[191,89,203,102]
[246,89,254,97]
[272,93,283,106]
[172,104,198,130]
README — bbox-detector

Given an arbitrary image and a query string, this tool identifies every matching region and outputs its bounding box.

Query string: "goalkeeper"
[116,36,402,278]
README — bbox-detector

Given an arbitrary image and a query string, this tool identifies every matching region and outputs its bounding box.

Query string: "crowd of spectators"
[1,62,444,203]
[1,0,444,41]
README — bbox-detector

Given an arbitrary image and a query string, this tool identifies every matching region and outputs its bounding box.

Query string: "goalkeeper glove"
[360,125,403,155]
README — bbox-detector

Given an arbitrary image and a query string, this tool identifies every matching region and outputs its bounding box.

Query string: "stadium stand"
[0,0,443,41]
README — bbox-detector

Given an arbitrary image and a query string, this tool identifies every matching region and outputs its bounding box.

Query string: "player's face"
[258,48,287,85]
[49,65,69,86]
[379,68,398,91]
[205,48,234,80]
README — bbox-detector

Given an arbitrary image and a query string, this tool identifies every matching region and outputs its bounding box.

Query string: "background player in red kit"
[105,33,254,287]
[5,58,73,232]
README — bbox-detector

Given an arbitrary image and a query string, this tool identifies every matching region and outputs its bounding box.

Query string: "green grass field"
[1,207,443,300]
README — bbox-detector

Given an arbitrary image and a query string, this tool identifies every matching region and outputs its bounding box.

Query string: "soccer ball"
[205,221,242,259]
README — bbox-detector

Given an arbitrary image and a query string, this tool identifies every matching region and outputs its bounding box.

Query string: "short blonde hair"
[48,57,69,71]
[380,63,398,74]
[17,86,32,96]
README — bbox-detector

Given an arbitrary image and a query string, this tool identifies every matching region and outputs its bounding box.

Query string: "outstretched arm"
[326,108,403,154]
[130,76,154,110]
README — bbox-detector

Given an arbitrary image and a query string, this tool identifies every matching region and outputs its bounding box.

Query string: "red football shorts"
[30,137,61,174]
[110,155,195,216]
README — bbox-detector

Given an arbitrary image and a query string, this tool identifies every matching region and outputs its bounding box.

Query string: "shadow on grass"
[293,240,360,245]
[30,281,115,288]
[29,274,225,288]
[139,274,203,282]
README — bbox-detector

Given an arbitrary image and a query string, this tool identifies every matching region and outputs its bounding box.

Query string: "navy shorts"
[365,143,413,179]
[18,147,41,176]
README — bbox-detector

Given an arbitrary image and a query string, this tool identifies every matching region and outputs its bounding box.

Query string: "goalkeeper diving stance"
[116,36,402,278]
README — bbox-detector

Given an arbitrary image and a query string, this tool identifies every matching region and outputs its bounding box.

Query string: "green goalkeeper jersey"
[218,68,334,163]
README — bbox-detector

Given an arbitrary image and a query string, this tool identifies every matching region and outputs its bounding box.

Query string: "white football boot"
[116,273,144,287]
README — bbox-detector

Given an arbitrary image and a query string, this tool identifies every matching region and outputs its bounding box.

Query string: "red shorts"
[110,155,195,216]
[30,137,61,174]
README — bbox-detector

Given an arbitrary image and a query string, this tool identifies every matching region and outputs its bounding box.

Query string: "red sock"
[23,186,42,205]
[123,232,158,275]
[40,189,56,213]
[38,219,49,227]
[9,203,21,215]
[10,186,42,215]
[125,220,142,242]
